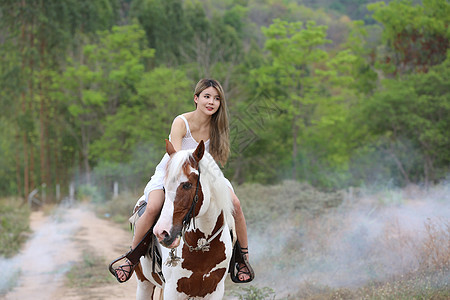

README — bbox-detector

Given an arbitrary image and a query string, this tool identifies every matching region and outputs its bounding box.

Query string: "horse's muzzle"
[157,225,182,249]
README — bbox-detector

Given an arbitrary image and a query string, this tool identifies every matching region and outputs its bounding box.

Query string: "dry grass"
[230,181,449,300]
[92,181,448,300]
[419,218,450,271]
[94,192,138,230]
[66,248,115,288]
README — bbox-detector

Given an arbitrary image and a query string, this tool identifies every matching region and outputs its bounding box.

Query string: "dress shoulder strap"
[177,115,191,136]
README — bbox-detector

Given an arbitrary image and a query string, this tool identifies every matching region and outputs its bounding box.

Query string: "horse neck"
[194,199,224,236]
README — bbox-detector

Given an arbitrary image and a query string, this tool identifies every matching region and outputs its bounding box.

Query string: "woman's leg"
[231,191,252,282]
[116,189,165,282]
[132,189,165,248]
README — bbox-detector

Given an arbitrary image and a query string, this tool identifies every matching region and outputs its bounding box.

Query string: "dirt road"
[2,203,138,300]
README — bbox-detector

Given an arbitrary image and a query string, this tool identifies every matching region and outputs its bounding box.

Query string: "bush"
[0,198,30,257]
[232,285,275,300]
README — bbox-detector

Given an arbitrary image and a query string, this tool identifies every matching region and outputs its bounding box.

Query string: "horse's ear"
[166,139,176,156]
[193,140,205,163]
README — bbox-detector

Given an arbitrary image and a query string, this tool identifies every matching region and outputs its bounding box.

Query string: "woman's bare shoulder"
[182,111,195,122]
[171,116,186,133]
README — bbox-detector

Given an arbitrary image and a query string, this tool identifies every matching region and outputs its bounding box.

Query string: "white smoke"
[243,182,450,298]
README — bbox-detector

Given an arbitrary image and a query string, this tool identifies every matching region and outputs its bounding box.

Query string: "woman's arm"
[169,116,186,152]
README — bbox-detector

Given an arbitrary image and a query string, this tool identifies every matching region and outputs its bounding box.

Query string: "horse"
[134,140,235,300]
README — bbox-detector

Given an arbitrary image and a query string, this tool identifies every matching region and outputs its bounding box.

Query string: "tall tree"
[359,56,450,185]
[60,24,154,185]
[0,0,118,199]
[368,0,449,75]
[255,19,331,180]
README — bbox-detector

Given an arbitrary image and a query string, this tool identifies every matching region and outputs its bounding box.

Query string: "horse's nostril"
[155,229,169,242]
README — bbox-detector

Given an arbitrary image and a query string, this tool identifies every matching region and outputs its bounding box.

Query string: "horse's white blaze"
[153,195,174,241]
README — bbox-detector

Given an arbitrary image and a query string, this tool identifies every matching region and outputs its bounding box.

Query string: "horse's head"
[154,140,212,248]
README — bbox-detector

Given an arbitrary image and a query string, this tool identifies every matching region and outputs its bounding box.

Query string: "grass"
[228,182,449,300]
[231,285,276,300]
[66,248,115,288]
[0,197,30,257]
[0,268,21,296]
[88,181,449,299]
[94,192,138,230]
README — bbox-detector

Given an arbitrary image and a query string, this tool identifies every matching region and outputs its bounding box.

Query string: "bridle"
[180,164,225,253]
[182,165,201,230]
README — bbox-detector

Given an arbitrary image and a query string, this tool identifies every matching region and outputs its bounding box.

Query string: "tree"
[0,0,118,199]
[90,67,193,190]
[60,24,154,185]
[246,18,361,186]
[368,0,450,75]
[359,55,450,185]
[252,19,332,180]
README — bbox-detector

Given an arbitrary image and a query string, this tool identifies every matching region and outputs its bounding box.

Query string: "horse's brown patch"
[134,263,148,282]
[151,272,163,286]
[177,213,227,297]
[172,172,203,229]
[182,156,198,177]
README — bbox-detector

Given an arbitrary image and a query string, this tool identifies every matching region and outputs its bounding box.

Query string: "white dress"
[140,115,232,204]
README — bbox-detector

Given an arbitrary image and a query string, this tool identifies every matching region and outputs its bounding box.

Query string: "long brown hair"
[194,79,230,166]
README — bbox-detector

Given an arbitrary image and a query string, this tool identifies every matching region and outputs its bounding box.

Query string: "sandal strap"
[237,263,251,274]
[109,255,138,283]
[229,240,255,283]
[116,260,133,277]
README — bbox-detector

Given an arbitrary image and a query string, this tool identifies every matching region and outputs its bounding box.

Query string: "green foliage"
[0,198,30,257]
[94,192,138,230]
[130,0,188,65]
[232,285,275,300]
[77,185,103,203]
[357,55,450,184]
[368,0,449,74]
[248,18,361,186]
[0,0,449,198]
[89,67,192,162]
[0,119,18,196]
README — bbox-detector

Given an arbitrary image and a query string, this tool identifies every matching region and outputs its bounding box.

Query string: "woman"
[112,79,254,284]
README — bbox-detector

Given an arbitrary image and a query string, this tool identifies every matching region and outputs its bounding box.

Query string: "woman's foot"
[237,253,252,281]
[115,259,134,282]
[109,254,138,283]
[230,245,255,283]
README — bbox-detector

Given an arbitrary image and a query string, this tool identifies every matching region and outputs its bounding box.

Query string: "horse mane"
[165,149,234,229]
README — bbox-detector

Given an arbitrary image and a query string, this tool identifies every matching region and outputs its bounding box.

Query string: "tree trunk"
[292,113,299,180]
[387,144,411,185]
[39,34,51,200]
[15,134,23,199]
[232,154,245,185]
[22,127,29,199]
[81,125,91,185]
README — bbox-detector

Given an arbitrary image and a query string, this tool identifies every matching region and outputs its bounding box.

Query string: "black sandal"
[229,241,255,283]
[109,252,139,283]
[108,227,155,283]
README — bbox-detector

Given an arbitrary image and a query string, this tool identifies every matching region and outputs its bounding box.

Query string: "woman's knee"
[145,190,165,216]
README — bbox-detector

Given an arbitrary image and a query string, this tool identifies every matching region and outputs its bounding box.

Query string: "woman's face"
[194,86,221,116]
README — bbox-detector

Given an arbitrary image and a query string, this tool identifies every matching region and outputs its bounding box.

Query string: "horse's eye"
[182,182,192,190]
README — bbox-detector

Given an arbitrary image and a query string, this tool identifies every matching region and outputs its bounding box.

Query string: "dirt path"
[2,203,138,300]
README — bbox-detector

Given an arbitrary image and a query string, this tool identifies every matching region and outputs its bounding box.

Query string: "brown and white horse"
[136,140,235,299]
